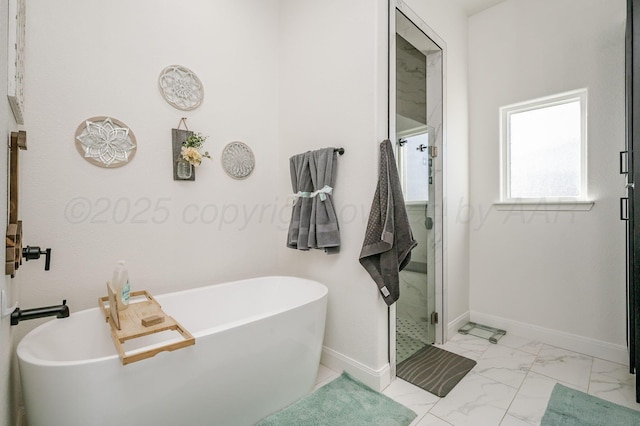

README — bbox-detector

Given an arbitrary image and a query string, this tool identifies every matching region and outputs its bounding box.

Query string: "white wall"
[468,0,627,362]
[277,0,391,387]
[17,0,282,319]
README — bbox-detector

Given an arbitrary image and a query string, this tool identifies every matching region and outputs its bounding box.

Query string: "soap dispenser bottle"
[112,261,131,310]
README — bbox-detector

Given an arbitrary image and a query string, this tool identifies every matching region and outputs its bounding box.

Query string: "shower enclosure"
[389,2,444,371]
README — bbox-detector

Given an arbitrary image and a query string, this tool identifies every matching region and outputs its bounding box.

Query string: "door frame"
[625,0,640,401]
[388,0,448,379]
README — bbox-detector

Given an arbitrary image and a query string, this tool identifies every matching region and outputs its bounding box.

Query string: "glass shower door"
[396,129,437,363]
[393,6,443,366]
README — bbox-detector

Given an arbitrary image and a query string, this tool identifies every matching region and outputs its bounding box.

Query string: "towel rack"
[334,148,345,155]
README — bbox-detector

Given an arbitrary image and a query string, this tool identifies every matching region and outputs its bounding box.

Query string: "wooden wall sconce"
[6,131,27,277]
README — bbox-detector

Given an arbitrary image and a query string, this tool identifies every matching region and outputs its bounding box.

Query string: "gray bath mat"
[396,345,476,397]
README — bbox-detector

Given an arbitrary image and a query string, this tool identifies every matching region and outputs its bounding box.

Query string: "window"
[499,89,588,205]
[398,130,431,203]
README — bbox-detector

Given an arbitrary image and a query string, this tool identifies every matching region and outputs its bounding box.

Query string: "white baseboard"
[321,309,628,394]
[470,311,628,365]
[320,346,391,391]
[448,310,471,339]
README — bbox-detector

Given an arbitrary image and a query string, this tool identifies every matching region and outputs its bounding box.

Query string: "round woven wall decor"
[221,141,255,179]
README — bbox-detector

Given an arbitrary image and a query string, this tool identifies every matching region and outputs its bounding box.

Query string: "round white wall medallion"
[221,141,255,179]
[158,65,204,110]
[75,116,137,168]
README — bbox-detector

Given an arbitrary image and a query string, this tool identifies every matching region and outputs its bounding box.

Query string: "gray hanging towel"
[308,148,340,253]
[359,140,417,306]
[287,152,313,250]
[287,148,340,253]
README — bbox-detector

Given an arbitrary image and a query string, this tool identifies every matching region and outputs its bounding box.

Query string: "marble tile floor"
[314,333,640,425]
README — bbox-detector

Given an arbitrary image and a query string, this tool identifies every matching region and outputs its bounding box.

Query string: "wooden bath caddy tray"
[99,286,195,365]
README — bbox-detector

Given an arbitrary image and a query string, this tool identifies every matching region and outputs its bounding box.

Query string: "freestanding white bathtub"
[17,276,328,426]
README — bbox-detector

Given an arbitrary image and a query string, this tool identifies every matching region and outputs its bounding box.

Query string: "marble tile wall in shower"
[399,270,429,326]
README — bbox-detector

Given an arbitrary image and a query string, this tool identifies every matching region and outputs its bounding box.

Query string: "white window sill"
[493,201,595,211]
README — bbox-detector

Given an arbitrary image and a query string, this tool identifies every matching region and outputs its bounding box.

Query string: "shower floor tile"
[397,317,430,363]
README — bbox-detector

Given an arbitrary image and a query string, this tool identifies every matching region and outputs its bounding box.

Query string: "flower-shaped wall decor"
[158,65,204,111]
[74,117,137,168]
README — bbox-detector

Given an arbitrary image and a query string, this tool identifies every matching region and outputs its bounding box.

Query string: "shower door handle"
[621,197,629,221]
[621,151,629,174]
[425,217,433,229]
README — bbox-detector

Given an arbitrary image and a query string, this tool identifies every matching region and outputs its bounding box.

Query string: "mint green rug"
[256,372,417,426]
[541,384,640,425]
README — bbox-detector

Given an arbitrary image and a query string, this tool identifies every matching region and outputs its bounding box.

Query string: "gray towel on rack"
[309,148,340,253]
[287,152,313,250]
[287,148,340,253]
[359,140,417,306]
